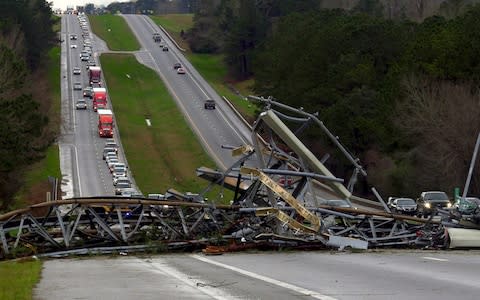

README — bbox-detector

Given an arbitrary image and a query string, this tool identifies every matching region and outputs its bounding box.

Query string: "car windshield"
[424,192,449,201]
[397,199,415,205]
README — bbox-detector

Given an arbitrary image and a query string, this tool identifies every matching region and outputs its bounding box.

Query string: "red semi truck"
[92,87,107,111]
[89,66,101,86]
[97,109,114,138]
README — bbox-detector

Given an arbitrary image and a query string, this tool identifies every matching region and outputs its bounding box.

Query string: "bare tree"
[397,76,480,194]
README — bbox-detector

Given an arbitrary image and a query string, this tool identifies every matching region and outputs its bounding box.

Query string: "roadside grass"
[150,14,193,50]
[13,47,61,210]
[89,15,140,51]
[0,259,42,300]
[151,14,257,120]
[100,53,232,202]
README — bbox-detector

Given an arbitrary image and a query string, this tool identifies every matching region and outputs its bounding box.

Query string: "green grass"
[100,54,232,202]
[151,14,257,121]
[89,15,140,51]
[0,259,42,300]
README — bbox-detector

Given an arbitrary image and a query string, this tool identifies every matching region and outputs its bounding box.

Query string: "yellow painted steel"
[241,167,321,233]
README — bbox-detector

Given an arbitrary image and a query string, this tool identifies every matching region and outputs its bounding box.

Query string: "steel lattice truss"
[0,97,473,258]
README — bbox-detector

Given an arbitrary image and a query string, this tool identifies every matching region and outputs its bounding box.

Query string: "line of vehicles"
[387,190,480,222]
[70,14,140,197]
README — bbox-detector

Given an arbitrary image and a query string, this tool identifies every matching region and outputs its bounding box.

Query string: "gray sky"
[51,0,113,10]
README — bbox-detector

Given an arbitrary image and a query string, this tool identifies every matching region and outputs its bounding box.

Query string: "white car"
[73,67,81,75]
[70,44,77,49]
[113,176,130,186]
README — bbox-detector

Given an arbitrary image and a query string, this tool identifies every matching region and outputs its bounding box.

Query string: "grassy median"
[100,53,232,202]
[0,259,42,300]
[89,14,140,51]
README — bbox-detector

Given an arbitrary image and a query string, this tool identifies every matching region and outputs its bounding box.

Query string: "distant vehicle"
[70,34,77,40]
[75,99,87,110]
[86,60,96,69]
[148,194,165,200]
[115,182,132,195]
[454,197,480,215]
[112,169,127,182]
[98,109,114,138]
[73,67,81,75]
[177,67,186,74]
[152,32,161,42]
[113,176,130,186]
[104,141,118,153]
[159,42,166,48]
[89,66,101,86]
[103,147,116,160]
[162,46,168,51]
[387,197,417,215]
[416,191,452,217]
[83,86,93,98]
[204,99,216,110]
[73,82,82,90]
[92,87,107,111]
[80,54,89,61]
[173,63,181,69]
[70,44,77,49]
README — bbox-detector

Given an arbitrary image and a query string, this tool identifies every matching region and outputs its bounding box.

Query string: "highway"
[34,251,480,300]
[60,15,129,197]
[121,14,254,170]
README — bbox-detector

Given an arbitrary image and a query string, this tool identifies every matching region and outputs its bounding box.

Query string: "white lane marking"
[422,257,449,262]
[191,254,338,300]
[136,258,235,300]
[73,145,83,196]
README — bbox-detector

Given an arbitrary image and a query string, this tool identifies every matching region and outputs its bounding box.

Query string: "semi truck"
[92,87,107,111]
[89,66,101,86]
[97,109,114,138]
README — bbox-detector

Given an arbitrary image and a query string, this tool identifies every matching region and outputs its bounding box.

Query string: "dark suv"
[416,191,452,217]
[204,99,216,110]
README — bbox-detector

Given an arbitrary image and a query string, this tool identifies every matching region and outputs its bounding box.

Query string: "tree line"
[0,0,57,209]
[186,0,480,198]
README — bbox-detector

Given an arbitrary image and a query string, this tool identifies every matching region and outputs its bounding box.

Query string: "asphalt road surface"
[34,250,480,300]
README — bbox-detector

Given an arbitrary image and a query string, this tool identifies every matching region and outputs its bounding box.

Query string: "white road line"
[136,258,235,300]
[422,257,449,262]
[191,254,338,300]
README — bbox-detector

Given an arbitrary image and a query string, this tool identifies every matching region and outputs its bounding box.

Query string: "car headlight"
[447,202,452,208]
[424,202,431,208]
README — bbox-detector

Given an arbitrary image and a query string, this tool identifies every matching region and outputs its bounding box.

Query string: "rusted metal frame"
[85,207,121,242]
[67,207,84,244]
[249,96,367,177]
[176,207,189,237]
[0,212,20,227]
[40,206,55,227]
[189,210,207,234]
[14,215,27,249]
[0,225,9,254]
[26,214,62,248]
[150,207,182,240]
[116,208,128,242]
[127,206,145,239]
[54,207,69,247]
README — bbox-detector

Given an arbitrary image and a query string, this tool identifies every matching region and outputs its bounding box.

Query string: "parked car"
[73,67,81,75]
[388,197,417,215]
[177,67,186,74]
[73,82,82,90]
[75,99,87,110]
[416,191,452,217]
[454,197,480,215]
[204,99,216,110]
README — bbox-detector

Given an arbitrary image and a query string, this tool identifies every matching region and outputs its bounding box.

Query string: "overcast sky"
[51,0,113,10]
